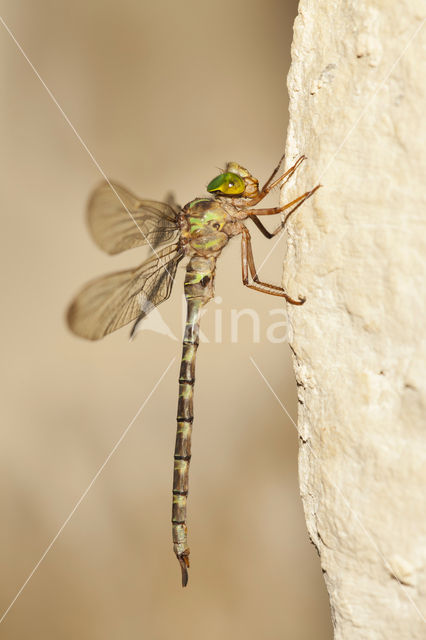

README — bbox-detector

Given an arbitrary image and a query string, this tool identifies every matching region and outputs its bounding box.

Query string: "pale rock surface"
[281,1,426,637]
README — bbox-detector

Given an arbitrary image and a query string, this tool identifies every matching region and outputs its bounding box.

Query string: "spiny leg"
[259,152,286,192]
[261,155,307,197]
[244,184,321,217]
[247,155,306,206]
[249,185,321,238]
[250,215,275,239]
[241,226,305,304]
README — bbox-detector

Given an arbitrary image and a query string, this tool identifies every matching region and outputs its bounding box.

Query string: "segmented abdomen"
[172,255,216,587]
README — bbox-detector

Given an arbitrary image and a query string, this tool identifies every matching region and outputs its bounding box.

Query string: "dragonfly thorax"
[181,198,231,256]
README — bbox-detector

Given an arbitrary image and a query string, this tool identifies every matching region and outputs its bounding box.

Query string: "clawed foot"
[285,294,306,305]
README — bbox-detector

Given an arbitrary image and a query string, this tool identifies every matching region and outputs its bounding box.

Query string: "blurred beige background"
[0,1,332,637]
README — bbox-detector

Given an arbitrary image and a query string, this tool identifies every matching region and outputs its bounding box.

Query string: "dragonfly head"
[207,171,245,196]
[207,162,259,199]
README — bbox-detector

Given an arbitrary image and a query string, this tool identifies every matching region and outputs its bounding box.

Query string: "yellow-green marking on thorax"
[185,199,229,253]
[189,210,225,234]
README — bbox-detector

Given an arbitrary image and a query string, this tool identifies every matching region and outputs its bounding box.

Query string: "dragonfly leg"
[244,184,321,217]
[246,155,306,206]
[241,227,305,304]
[259,153,286,191]
[250,215,277,239]
[248,184,321,240]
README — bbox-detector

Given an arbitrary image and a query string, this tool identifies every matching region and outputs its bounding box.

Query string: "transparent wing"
[88,181,180,255]
[67,243,184,340]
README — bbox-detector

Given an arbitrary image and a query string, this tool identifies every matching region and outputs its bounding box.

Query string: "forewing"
[88,181,180,255]
[67,243,184,340]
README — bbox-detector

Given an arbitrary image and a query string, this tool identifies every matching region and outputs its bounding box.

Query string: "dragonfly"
[67,155,319,587]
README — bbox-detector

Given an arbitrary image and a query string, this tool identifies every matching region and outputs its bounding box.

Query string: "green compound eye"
[207,172,245,195]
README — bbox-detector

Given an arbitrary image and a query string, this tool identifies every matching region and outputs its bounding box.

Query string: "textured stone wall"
[282,1,426,637]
